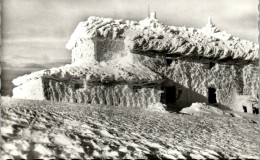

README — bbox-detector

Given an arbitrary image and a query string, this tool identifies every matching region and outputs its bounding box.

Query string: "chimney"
[207,16,215,27]
[150,12,156,19]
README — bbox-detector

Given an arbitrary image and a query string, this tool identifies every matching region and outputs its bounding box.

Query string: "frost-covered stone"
[147,102,167,112]
[180,103,224,115]
[12,14,259,113]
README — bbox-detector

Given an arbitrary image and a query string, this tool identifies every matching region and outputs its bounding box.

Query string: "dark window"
[160,92,166,103]
[166,59,173,66]
[160,87,166,104]
[208,88,217,103]
[243,106,247,113]
[164,86,177,111]
[253,107,259,114]
[133,86,141,92]
[165,86,176,104]
[176,88,182,100]
[165,54,173,58]
[209,62,215,69]
[75,83,84,89]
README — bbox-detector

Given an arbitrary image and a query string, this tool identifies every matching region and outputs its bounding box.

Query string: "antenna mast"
[148,4,150,17]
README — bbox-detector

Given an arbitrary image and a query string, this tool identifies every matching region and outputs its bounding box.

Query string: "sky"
[1,0,259,67]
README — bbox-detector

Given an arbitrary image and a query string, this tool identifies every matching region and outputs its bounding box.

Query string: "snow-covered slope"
[1,97,259,159]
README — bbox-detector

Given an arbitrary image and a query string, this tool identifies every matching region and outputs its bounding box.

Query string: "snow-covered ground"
[1,97,259,159]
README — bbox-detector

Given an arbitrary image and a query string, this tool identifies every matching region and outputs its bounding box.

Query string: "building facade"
[12,14,259,113]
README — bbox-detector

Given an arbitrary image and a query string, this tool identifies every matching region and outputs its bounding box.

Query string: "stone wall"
[71,39,96,64]
[243,64,259,98]
[70,37,258,111]
[96,39,127,62]
[43,79,161,108]
[71,38,131,64]
[12,37,258,113]
[133,53,252,110]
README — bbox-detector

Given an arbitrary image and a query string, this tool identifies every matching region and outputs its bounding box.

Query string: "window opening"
[75,83,84,89]
[209,62,215,69]
[208,88,217,103]
[243,106,247,113]
[166,58,173,66]
[133,86,142,92]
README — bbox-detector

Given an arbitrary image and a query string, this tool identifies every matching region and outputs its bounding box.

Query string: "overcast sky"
[1,0,259,66]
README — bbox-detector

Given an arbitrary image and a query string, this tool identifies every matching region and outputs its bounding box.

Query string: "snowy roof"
[12,60,162,86]
[66,15,258,61]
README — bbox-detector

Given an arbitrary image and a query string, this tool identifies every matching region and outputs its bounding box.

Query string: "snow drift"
[180,103,224,115]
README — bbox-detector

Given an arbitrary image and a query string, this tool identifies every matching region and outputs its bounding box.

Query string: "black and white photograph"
[1,0,259,159]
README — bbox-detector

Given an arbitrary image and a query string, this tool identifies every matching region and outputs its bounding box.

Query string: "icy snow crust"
[2,97,259,159]
[67,16,258,61]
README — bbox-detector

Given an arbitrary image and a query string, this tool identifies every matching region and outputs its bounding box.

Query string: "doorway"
[253,107,259,114]
[208,88,217,104]
[164,86,176,111]
[243,106,247,113]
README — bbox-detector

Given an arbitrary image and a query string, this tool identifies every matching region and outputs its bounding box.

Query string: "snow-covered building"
[12,13,259,113]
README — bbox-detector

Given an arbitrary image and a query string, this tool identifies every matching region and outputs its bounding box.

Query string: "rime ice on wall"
[96,39,127,62]
[71,39,96,64]
[243,64,259,97]
[13,77,161,108]
[43,79,161,107]
[165,60,244,108]
[71,38,129,64]
[12,14,259,113]
[66,15,258,61]
[134,53,244,108]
